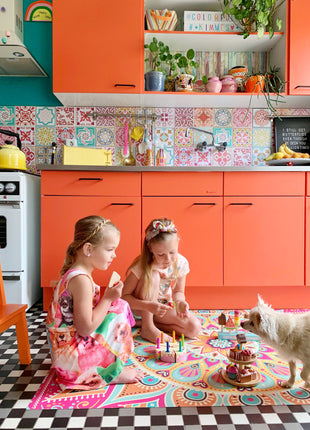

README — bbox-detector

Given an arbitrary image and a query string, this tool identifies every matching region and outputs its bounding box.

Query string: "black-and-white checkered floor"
[0,302,310,430]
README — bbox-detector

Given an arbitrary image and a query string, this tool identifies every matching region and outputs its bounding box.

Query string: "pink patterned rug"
[28,310,310,409]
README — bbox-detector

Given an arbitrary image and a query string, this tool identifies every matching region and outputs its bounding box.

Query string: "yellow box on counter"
[63,146,112,166]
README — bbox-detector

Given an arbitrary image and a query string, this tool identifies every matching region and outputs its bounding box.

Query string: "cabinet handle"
[110,203,134,206]
[78,177,103,181]
[294,85,310,89]
[229,202,253,205]
[193,202,216,205]
[114,84,136,88]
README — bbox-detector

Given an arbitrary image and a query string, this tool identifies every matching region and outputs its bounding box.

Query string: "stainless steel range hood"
[0,0,47,77]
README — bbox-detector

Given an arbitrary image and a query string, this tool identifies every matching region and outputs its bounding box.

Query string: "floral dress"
[46,269,135,391]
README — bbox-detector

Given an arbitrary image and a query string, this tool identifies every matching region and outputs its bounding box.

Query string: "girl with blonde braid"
[46,215,143,391]
[122,218,201,343]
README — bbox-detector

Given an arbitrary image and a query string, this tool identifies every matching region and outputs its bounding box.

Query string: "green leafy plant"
[174,49,200,77]
[144,37,170,72]
[244,66,286,117]
[220,0,285,39]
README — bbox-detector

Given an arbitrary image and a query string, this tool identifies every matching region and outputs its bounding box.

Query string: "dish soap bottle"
[156,144,166,166]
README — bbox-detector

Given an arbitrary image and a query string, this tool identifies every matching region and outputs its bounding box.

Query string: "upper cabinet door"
[53,0,144,93]
[288,0,310,95]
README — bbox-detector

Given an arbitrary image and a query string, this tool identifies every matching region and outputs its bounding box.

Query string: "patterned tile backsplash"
[0,105,310,174]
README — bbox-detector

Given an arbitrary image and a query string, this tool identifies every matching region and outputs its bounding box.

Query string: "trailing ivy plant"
[220,0,285,39]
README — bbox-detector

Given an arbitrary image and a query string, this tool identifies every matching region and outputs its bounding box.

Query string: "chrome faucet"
[185,127,227,152]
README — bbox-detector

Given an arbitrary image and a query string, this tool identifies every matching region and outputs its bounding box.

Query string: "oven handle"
[0,201,21,207]
[3,275,21,281]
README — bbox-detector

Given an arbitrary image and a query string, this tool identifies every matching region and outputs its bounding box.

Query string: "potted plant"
[220,0,285,39]
[243,66,285,117]
[173,49,200,92]
[144,37,170,91]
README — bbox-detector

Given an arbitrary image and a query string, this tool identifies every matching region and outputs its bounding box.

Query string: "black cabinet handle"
[78,177,103,181]
[193,202,216,205]
[229,202,253,205]
[294,85,310,89]
[111,203,134,206]
[114,84,136,88]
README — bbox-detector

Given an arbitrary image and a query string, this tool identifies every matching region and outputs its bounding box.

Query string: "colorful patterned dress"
[46,269,135,391]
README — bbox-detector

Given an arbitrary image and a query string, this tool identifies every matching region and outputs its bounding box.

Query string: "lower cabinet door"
[224,196,304,286]
[142,196,223,287]
[41,196,141,288]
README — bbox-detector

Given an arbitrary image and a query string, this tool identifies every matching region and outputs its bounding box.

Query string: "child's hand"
[175,300,189,318]
[148,301,171,318]
[103,281,123,302]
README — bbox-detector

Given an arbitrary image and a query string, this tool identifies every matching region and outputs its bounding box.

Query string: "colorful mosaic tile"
[76,126,96,147]
[214,108,232,127]
[174,128,192,147]
[36,107,56,126]
[212,148,233,166]
[252,127,272,147]
[0,126,15,145]
[96,127,115,147]
[0,106,15,125]
[56,107,75,125]
[233,128,252,147]
[214,127,233,148]
[174,147,193,166]
[17,127,35,146]
[95,107,116,127]
[115,107,136,126]
[252,146,270,166]
[35,126,56,146]
[233,108,252,127]
[155,108,175,127]
[15,106,35,127]
[192,127,213,149]
[193,148,212,166]
[193,108,213,127]
[154,127,174,148]
[253,109,272,127]
[233,147,252,166]
[175,108,194,127]
[56,126,75,145]
[76,107,95,126]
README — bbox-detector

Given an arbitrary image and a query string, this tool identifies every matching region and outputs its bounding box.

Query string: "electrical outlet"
[65,138,77,147]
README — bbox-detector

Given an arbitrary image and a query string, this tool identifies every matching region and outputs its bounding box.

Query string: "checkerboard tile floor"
[0,303,310,430]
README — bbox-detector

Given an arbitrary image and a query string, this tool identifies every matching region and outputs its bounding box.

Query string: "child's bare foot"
[112,368,144,384]
[140,326,172,344]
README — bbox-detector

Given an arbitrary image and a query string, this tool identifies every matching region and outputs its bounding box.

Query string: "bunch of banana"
[265,142,310,161]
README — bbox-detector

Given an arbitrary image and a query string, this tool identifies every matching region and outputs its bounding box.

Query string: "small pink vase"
[221,75,238,93]
[206,76,222,93]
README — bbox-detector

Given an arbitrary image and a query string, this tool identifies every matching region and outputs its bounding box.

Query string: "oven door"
[0,201,22,271]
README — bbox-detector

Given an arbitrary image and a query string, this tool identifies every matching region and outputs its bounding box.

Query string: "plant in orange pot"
[243,67,285,117]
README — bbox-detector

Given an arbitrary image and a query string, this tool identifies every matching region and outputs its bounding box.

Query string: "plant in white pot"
[173,49,200,92]
[144,37,170,91]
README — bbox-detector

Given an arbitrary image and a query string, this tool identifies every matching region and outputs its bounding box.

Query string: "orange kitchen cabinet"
[224,196,304,286]
[53,0,144,93]
[288,0,310,95]
[41,171,141,310]
[142,196,223,288]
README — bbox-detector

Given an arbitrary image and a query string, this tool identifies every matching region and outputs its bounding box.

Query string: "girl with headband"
[46,215,143,391]
[122,218,201,343]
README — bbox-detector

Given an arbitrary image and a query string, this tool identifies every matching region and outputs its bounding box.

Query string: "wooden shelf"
[145,31,284,52]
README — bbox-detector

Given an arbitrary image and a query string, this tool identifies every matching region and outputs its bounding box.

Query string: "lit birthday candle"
[166,340,170,352]
[157,336,160,348]
[172,330,175,343]
[161,331,164,343]
[181,333,185,347]
[179,339,182,352]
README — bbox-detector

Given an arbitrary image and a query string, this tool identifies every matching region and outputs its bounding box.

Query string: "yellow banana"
[283,143,296,156]
[265,153,276,161]
[274,152,285,159]
[278,143,287,154]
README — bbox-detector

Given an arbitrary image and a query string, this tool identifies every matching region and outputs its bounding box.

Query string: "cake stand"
[221,356,261,387]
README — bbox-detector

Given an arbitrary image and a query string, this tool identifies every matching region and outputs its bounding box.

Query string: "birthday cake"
[156,339,187,363]
[228,347,256,361]
[235,366,258,383]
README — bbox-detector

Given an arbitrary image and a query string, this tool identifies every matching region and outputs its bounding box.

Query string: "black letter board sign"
[274,117,310,153]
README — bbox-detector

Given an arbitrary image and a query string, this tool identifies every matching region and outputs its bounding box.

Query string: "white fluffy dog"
[241,295,310,388]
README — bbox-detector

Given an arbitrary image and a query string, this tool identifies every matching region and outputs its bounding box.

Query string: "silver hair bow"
[146,220,178,242]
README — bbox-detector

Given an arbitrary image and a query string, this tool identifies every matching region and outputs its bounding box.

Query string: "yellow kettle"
[0,129,26,171]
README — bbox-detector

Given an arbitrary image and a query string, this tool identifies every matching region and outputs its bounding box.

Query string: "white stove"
[0,170,41,308]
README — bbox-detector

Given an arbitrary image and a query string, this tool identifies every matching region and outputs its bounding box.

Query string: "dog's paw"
[280,380,294,389]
